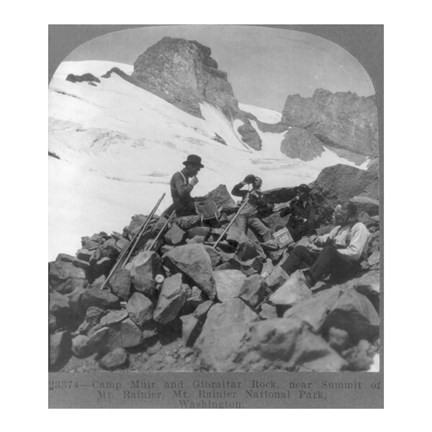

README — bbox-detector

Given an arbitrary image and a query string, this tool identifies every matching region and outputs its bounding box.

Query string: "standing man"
[231,174,273,242]
[170,154,204,217]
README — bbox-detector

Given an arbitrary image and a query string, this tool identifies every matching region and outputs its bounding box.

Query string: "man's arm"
[172,172,193,198]
[336,224,371,261]
[314,226,340,247]
[231,181,248,198]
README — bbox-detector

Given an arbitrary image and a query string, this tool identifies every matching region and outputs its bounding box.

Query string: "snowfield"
[48,60,368,260]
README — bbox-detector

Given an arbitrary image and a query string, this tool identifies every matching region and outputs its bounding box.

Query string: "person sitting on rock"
[280,202,371,287]
[169,154,204,217]
[274,184,322,241]
[231,174,274,243]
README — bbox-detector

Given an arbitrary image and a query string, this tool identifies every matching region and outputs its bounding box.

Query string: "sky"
[64,25,375,112]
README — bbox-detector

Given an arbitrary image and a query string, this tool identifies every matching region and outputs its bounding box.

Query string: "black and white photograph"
[48,24,383,408]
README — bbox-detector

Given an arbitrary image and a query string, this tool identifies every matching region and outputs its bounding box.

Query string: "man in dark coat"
[169,154,204,217]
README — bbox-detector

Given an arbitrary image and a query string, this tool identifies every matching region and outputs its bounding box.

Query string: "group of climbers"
[167,154,371,290]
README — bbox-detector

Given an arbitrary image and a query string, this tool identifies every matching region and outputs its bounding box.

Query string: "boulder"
[325,289,380,342]
[350,196,380,216]
[164,224,186,245]
[269,270,312,307]
[174,215,201,231]
[109,268,132,300]
[180,300,213,346]
[187,226,211,239]
[164,244,216,300]
[48,260,87,294]
[49,331,71,370]
[186,236,205,244]
[202,184,237,211]
[259,303,278,320]
[280,126,325,160]
[89,257,114,281]
[194,298,258,371]
[71,334,94,358]
[100,309,128,326]
[354,270,380,312]
[153,273,187,324]
[76,306,105,335]
[49,314,57,333]
[99,348,128,370]
[127,251,163,298]
[127,292,154,327]
[214,270,247,302]
[239,274,267,307]
[204,246,222,269]
[265,265,289,291]
[237,120,262,150]
[101,318,144,352]
[262,187,297,204]
[81,287,121,311]
[283,287,343,332]
[367,250,380,269]
[49,291,70,316]
[55,253,75,263]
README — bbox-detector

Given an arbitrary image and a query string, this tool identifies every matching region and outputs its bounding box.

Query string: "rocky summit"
[48,165,381,373]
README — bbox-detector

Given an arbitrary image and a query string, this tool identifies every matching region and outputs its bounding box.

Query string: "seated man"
[169,154,204,217]
[280,202,371,287]
[231,174,273,242]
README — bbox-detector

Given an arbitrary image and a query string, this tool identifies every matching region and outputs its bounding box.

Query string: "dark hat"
[183,154,204,168]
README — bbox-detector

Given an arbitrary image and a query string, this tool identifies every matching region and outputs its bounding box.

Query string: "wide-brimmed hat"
[183,154,204,168]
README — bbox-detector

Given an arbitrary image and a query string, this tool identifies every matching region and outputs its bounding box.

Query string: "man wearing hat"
[231,174,274,242]
[170,154,204,217]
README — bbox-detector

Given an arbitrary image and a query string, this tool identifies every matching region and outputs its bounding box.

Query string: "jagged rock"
[354,271,380,312]
[187,226,211,239]
[127,251,163,298]
[91,274,106,290]
[183,285,205,312]
[153,274,187,324]
[109,268,132,300]
[350,196,379,216]
[164,244,216,300]
[101,318,144,352]
[259,304,278,320]
[174,215,201,231]
[204,246,222,269]
[164,224,186,245]
[367,251,380,269]
[214,270,247,302]
[49,260,87,294]
[81,287,121,311]
[77,248,93,262]
[99,348,128,370]
[180,300,213,347]
[325,289,379,342]
[49,291,70,316]
[269,270,312,307]
[49,331,71,369]
[283,287,343,332]
[132,37,239,118]
[127,293,154,327]
[237,318,346,372]
[280,126,324,160]
[237,120,262,150]
[49,314,57,333]
[100,309,128,326]
[66,73,100,84]
[71,334,94,358]
[265,264,289,291]
[310,164,379,219]
[194,298,258,371]
[328,327,351,352]
[76,306,105,335]
[202,184,237,211]
[186,236,205,244]
[229,255,263,277]
[226,226,251,245]
[56,253,75,263]
[89,257,114,281]
[239,274,267,307]
[281,89,378,158]
[262,187,297,204]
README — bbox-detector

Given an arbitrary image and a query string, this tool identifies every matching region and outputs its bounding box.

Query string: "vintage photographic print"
[48,25,383,408]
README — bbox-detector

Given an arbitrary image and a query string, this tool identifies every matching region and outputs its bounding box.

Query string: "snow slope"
[48,60,367,260]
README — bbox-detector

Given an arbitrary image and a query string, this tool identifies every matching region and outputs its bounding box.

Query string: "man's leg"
[248,217,273,242]
[307,246,354,284]
[281,245,318,275]
[234,214,247,233]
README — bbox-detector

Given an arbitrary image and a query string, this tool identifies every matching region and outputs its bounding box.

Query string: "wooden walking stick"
[212,196,249,249]
[147,210,176,251]
[100,193,166,290]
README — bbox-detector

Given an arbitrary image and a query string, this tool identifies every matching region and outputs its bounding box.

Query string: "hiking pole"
[99,193,166,290]
[147,210,176,251]
[121,193,166,268]
[212,196,250,250]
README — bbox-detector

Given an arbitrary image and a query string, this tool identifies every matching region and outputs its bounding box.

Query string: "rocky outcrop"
[281,89,378,158]
[48,173,380,373]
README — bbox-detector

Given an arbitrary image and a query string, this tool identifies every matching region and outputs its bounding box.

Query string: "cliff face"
[131,37,261,150]
[132,37,239,119]
[281,89,378,157]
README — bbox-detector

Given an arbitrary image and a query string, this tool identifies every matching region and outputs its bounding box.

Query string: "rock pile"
[49,165,381,372]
